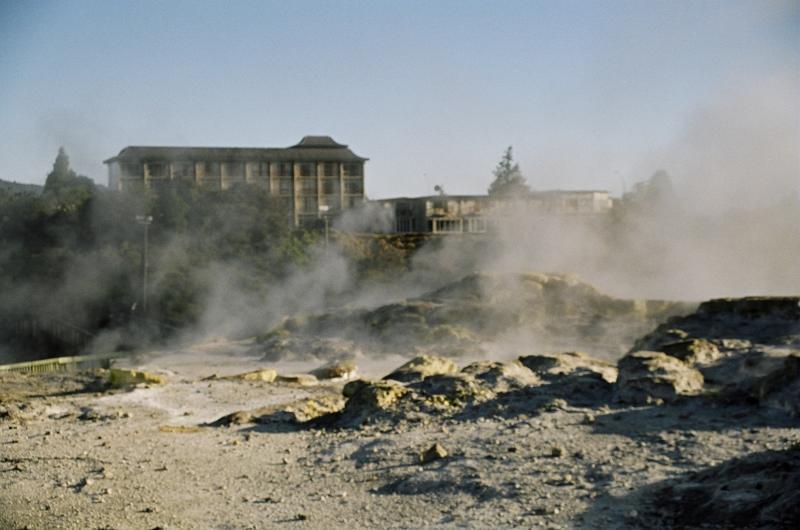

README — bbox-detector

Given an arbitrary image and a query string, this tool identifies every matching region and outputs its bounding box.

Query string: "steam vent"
[103,136,367,227]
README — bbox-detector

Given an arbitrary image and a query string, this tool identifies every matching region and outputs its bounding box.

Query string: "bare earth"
[1,338,798,530]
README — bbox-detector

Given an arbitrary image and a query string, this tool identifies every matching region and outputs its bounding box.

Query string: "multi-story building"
[379,190,613,234]
[104,136,367,227]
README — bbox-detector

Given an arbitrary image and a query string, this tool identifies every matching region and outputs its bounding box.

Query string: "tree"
[43,147,95,210]
[488,146,529,197]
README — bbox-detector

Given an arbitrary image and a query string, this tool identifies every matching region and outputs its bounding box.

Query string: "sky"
[0,0,797,199]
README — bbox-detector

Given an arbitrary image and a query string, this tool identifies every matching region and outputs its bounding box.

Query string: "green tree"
[43,147,95,211]
[488,146,530,197]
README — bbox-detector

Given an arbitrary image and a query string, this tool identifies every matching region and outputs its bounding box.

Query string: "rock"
[333,380,410,427]
[310,360,358,380]
[411,373,494,407]
[518,351,617,383]
[660,339,721,365]
[275,374,318,386]
[420,443,448,464]
[383,355,458,383]
[744,354,800,416]
[284,395,345,422]
[108,369,165,387]
[342,379,371,398]
[222,369,277,383]
[647,447,800,528]
[461,360,540,391]
[615,351,704,404]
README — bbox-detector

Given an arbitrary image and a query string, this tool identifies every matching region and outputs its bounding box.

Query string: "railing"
[0,352,118,374]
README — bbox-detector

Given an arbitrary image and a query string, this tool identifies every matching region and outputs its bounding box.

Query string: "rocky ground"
[1,290,799,529]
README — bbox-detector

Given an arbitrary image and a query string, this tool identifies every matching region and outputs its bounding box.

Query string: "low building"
[378,190,613,234]
[104,136,367,227]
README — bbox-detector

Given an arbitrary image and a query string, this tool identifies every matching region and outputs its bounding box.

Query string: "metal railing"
[0,353,117,374]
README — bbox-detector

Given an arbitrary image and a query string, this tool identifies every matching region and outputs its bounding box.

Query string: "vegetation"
[0,149,318,360]
[488,146,530,197]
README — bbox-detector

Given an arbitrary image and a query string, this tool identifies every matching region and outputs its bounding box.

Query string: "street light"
[135,215,153,312]
[318,204,330,251]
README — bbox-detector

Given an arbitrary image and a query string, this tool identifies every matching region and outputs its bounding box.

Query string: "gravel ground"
[2,344,798,529]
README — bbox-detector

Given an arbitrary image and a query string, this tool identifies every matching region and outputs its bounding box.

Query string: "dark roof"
[104,136,367,164]
[291,136,348,149]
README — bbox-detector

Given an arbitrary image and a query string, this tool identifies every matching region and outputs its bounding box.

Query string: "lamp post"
[318,204,330,252]
[135,215,153,312]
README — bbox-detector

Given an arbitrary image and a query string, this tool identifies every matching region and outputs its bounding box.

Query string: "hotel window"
[301,178,317,193]
[302,196,318,212]
[121,163,141,177]
[251,162,269,177]
[344,178,362,194]
[299,162,315,177]
[173,162,194,178]
[277,162,293,176]
[279,177,293,194]
[342,163,362,177]
[223,162,244,178]
[147,163,167,178]
[323,162,338,176]
[322,178,339,195]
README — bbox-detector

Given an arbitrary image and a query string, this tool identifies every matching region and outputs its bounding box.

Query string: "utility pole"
[318,204,330,253]
[135,215,153,312]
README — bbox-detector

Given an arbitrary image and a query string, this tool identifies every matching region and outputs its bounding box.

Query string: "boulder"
[334,380,410,426]
[310,359,357,380]
[461,360,540,391]
[222,369,277,383]
[411,373,494,407]
[615,351,704,404]
[661,339,721,365]
[518,351,617,383]
[275,374,318,386]
[108,368,165,387]
[383,355,458,383]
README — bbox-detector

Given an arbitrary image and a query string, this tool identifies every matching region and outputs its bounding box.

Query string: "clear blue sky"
[0,0,797,198]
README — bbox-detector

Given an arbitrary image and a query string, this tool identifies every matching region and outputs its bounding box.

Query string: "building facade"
[104,136,367,227]
[379,190,613,234]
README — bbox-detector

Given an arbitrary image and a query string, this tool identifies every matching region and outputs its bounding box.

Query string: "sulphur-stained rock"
[108,368,165,387]
[283,395,345,422]
[309,360,357,380]
[222,369,277,383]
[342,379,371,398]
[332,380,411,426]
[518,352,617,383]
[661,339,721,365]
[615,351,704,404]
[275,374,318,386]
[420,443,448,464]
[461,360,540,391]
[411,373,494,407]
[383,355,458,383]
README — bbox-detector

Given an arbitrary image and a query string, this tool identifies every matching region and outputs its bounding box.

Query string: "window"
[223,162,244,178]
[323,162,338,176]
[204,161,220,177]
[345,196,362,208]
[251,162,269,177]
[322,196,340,211]
[277,162,293,176]
[121,163,142,177]
[300,178,317,193]
[302,196,318,212]
[279,177,293,194]
[299,162,315,177]
[173,162,194,178]
[322,178,339,195]
[147,163,166,178]
[342,163,362,177]
[344,178,362,194]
